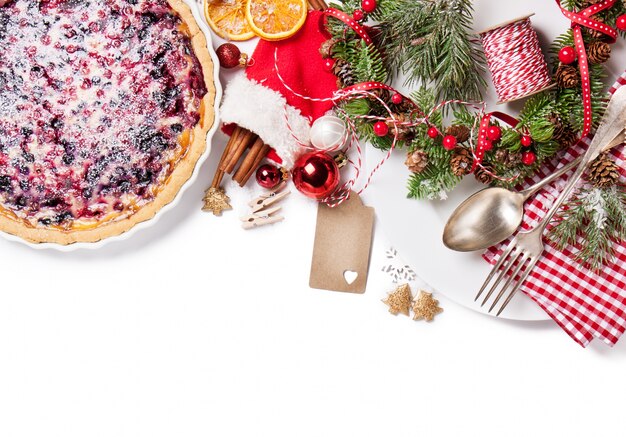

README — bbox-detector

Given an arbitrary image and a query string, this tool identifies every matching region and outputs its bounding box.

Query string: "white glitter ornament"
[309,116,348,152]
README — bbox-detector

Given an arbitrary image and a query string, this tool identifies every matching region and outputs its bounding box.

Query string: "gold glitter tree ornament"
[202,187,232,216]
[412,291,443,322]
[382,283,413,316]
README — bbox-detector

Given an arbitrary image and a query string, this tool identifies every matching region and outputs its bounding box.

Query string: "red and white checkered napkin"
[484,72,626,348]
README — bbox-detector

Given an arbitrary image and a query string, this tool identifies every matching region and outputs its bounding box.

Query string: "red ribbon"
[555,0,617,137]
[343,81,393,93]
[324,7,374,46]
[471,111,520,171]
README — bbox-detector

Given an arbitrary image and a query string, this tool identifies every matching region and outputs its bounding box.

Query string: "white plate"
[362,0,626,321]
[0,0,222,251]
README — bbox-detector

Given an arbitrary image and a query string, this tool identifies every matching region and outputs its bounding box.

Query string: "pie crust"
[0,0,215,245]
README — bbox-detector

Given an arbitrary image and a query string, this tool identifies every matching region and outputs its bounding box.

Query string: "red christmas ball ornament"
[292,151,340,200]
[361,0,376,13]
[486,125,502,142]
[442,135,457,151]
[616,14,626,31]
[558,46,577,65]
[522,151,536,166]
[427,126,439,139]
[353,9,365,21]
[216,43,247,69]
[391,93,403,105]
[323,58,335,72]
[255,164,282,189]
[373,121,389,137]
[521,135,533,147]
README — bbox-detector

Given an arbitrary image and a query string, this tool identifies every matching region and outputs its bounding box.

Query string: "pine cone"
[586,15,607,39]
[386,114,414,142]
[368,87,390,103]
[445,125,471,143]
[474,165,495,185]
[588,152,621,188]
[333,59,355,88]
[557,129,579,149]
[507,152,523,167]
[587,41,611,64]
[494,149,509,164]
[548,112,564,134]
[555,64,580,89]
[548,113,579,149]
[405,150,428,174]
[450,147,473,176]
[392,98,415,114]
[319,38,337,59]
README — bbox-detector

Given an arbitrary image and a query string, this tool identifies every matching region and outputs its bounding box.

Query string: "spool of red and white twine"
[480,15,554,104]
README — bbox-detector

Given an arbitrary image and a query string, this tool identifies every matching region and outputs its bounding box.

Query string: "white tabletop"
[1,128,626,436]
[2,0,626,435]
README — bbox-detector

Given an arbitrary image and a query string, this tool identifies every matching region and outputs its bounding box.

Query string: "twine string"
[480,18,552,104]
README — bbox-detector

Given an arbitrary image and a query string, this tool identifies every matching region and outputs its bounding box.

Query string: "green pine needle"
[549,186,626,272]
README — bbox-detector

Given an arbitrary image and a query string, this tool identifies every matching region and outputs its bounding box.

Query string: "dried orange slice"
[245,0,307,41]
[205,0,255,41]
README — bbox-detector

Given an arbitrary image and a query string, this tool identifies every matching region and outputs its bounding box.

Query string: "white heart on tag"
[343,270,358,285]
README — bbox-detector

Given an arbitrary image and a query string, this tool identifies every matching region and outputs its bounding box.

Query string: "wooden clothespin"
[241,182,291,230]
[248,182,290,213]
[240,206,284,230]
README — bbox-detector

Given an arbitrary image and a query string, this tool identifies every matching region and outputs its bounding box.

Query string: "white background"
[3,0,626,436]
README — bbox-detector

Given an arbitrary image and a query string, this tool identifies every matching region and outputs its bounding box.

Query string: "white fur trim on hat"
[220,75,310,169]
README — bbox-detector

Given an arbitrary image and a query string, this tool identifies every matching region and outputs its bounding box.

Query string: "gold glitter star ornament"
[383,284,413,316]
[412,291,443,322]
[202,187,232,216]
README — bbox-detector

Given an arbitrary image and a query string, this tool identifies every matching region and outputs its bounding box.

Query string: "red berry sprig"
[353,9,364,21]
[361,0,376,13]
[486,125,502,142]
[558,46,577,64]
[479,138,493,151]
[617,14,626,31]
[521,135,533,148]
[427,126,439,139]
[442,135,457,151]
[522,151,536,166]
[391,93,403,105]
[373,121,389,137]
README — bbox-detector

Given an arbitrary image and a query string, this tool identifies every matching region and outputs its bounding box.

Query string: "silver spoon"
[443,132,625,252]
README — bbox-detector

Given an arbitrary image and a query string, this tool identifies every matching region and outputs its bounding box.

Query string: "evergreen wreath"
[323,0,626,267]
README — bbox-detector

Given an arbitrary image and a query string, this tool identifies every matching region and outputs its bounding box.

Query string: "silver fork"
[477,126,626,316]
[477,87,626,316]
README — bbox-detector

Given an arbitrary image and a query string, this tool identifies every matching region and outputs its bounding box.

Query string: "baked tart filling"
[0,0,209,235]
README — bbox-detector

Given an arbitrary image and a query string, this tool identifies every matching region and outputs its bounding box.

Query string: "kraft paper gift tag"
[309,191,375,293]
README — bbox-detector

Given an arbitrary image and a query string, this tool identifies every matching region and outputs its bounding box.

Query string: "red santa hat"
[220,10,338,169]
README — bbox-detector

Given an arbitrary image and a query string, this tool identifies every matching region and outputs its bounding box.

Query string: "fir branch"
[378,0,486,101]
[405,87,462,199]
[407,165,462,200]
[353,40,388,83]
[549,186,626,271]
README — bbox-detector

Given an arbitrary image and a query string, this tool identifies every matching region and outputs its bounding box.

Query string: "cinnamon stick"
[209,127,242,188]
[238,143,271,187]
[232,137,265,184]
[308,0,327,11]
[222,128,257,174]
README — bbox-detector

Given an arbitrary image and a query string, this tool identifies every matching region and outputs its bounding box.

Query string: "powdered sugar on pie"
[0,0,208,232]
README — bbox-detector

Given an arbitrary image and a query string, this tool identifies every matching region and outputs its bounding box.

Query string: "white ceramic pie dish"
[0,0,222,251]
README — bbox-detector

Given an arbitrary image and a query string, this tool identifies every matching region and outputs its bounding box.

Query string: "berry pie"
[0,0,214,244]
